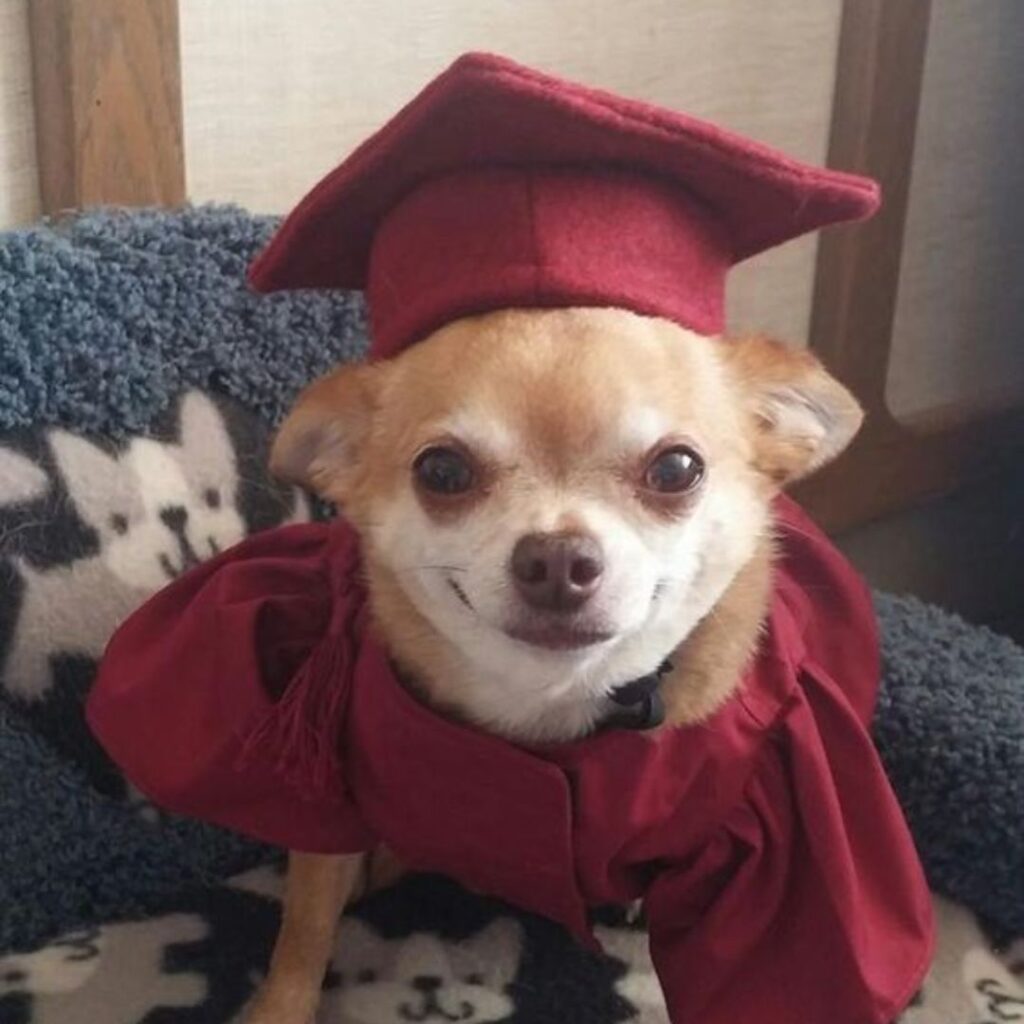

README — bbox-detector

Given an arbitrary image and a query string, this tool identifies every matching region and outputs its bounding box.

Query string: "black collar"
[600,658,673,732]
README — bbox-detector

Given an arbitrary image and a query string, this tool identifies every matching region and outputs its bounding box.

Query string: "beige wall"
[179,0,843,343]
[0,0,39,227]
[887,0,1024,422]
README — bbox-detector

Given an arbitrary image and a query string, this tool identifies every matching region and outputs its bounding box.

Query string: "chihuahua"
[245,305,861,1023]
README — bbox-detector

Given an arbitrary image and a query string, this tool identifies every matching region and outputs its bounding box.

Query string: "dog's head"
[273,308,860,739]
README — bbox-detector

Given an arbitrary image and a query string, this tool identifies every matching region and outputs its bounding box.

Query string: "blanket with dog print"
[2,865,1022,1023]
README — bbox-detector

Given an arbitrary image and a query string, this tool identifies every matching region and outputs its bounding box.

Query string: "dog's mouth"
[446,575,614,650]
[504,620,615,651]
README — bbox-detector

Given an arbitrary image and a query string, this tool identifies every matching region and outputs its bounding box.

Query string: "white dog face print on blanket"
[0,390,308,702]
[0,916,209,1024]
[46,391,246,591]
[321,918,523,1024]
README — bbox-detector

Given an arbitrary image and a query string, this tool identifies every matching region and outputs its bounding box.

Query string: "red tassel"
[237,528,365,799]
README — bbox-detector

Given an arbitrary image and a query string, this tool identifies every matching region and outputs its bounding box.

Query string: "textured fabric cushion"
[0,206,366,437]
[875,593,1024,939]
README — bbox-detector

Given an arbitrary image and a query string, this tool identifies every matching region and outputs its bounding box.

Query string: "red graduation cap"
[249,52,879,358]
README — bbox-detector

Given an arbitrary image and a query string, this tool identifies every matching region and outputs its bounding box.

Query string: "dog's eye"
[414,447,474,495]
[203,487,221,509]
[109,513,129,535]
[644,446,705,494]
[356,968,377,984]
[465,973,485,986]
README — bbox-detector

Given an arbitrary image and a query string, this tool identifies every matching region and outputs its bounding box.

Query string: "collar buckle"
[601,658,673,732]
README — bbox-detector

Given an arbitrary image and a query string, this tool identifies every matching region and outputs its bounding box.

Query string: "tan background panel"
[886,0,1024,422]
[179,0,843,344]
[0,0,40,227]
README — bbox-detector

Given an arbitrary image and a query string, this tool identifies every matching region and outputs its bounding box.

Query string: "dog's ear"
[270,364,382,500]
[719,336,863,486]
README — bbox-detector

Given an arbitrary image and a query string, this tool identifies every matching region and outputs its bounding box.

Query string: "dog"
[243,306,862,1023]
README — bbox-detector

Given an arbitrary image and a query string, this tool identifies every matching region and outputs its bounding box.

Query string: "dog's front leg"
[245,850,364,1024]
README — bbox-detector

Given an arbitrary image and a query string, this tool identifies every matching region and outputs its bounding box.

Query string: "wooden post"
[794,0,932,528]
[28,0,185,214]
[795,0,1024,531]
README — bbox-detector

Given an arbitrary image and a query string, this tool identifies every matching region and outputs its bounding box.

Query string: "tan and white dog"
[245,306,862,1023]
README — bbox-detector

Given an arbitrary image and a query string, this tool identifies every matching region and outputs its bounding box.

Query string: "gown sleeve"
[86,523,376,854]
[644,656,935,1024]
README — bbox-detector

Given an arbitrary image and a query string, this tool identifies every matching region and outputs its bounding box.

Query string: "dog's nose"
[511,532,604,612]
[412,975,443,993]
[159,505,189,533]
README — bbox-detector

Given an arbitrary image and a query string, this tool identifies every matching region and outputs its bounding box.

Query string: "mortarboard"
[249,52,879,358]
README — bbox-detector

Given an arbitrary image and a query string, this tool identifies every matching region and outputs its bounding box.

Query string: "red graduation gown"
[87,497,934,1023]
